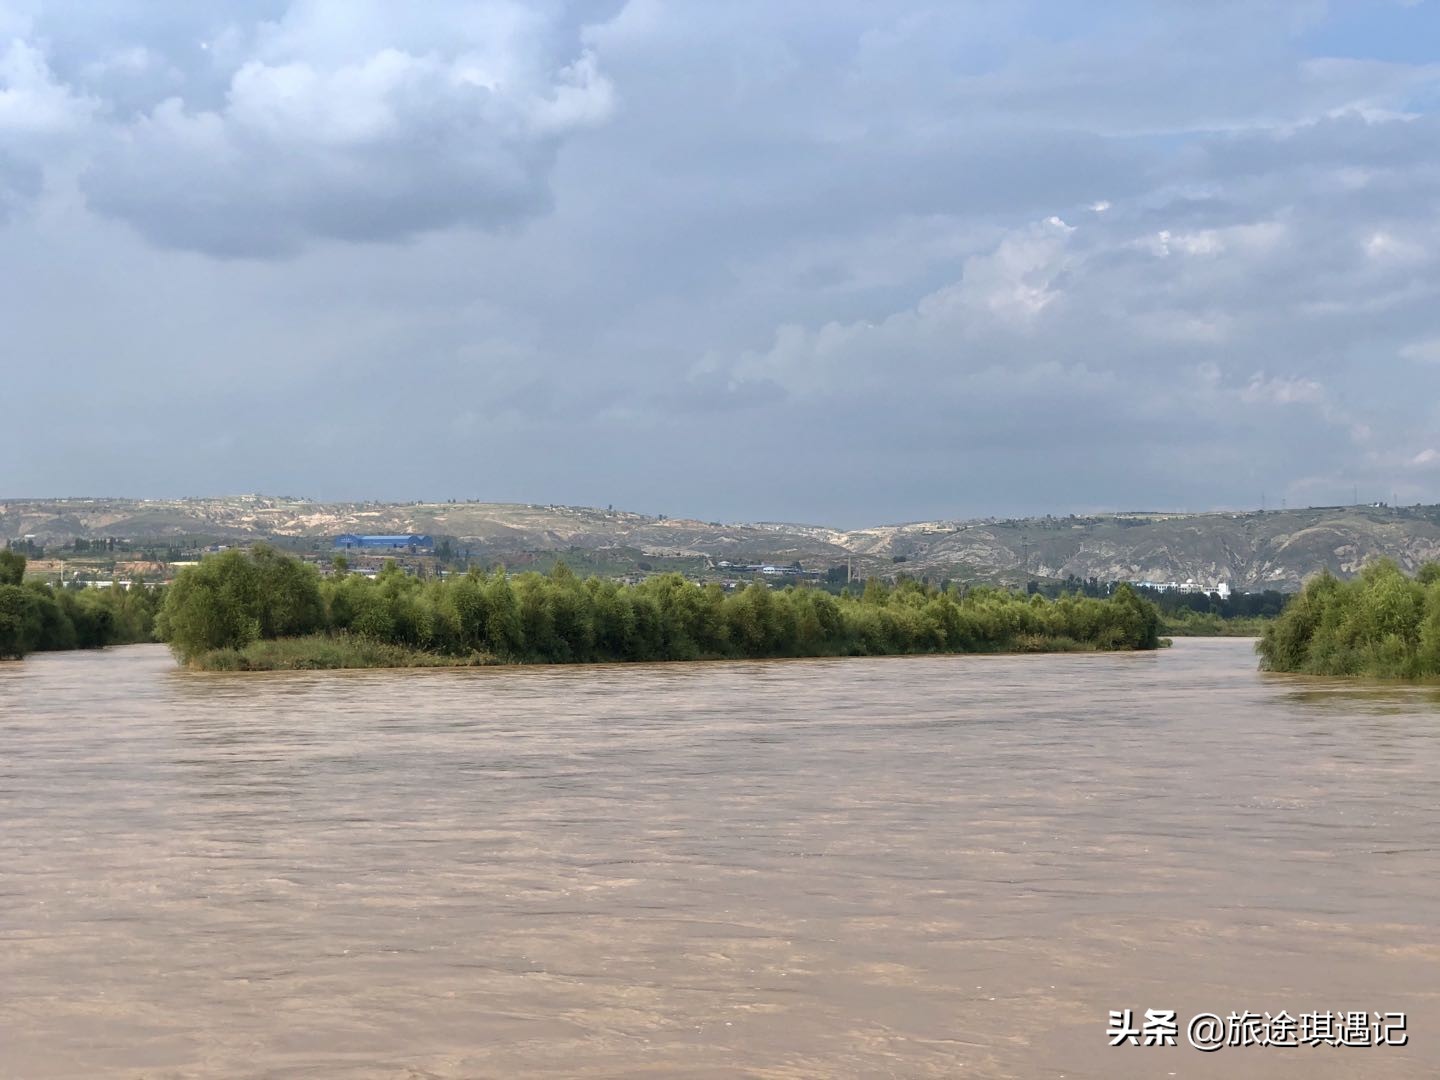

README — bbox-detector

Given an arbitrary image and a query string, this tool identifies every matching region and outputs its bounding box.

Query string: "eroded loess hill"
[5,496,1440,590]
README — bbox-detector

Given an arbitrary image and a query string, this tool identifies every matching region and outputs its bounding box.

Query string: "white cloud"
[1365,230,1427,263]
[1400,339,1440,363]
[0,39,96,134]
[730,217,1080,393]
[1240,373,1325,405]
[1142,222,1285,259]
[46,0,619,255]
[944,217,1075,325]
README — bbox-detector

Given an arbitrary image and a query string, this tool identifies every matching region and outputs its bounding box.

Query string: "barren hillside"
[5,496,1440,590]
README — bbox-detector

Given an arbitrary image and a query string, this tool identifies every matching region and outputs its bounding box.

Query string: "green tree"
[0,550,26,586]
[251,545,325,638]
[151,545,1164,668]
[0,585,42,658]
[157,551,263,660]
[1259,561,1440,677]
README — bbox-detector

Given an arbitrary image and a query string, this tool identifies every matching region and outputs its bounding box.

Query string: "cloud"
[4,0,1440,520]
[1239,373,1325,405]
[957,217,1076,323]
[0,36,97,219]
[1141,222,1286,259]
[85,48,611,256]
[1364,229,1426,263]
[0,38,97,134]
[676,162,1438,512]
[3,0,617,255]
[0,148,39,220]
[1400,339,1440,363]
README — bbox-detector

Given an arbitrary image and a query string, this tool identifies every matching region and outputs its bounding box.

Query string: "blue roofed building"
[333,534,434,553]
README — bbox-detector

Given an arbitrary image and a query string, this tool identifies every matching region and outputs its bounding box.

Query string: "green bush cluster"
[1257,560,1440,678]
[0,553,162,660]
[158,546,1161,667]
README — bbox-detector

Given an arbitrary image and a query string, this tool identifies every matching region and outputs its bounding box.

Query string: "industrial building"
[333,534,435,553]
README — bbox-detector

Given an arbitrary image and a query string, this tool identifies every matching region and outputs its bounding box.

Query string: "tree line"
[157,546,1162,668]
[1043,574,1289,617]
[1257,560,1440,678]
[0,552,163,660]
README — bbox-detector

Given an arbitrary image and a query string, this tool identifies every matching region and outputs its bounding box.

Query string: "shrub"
[157,549,1166,667]
[1258,560,1440,678]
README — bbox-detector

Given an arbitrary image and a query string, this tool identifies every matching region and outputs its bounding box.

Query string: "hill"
[5,496,1440,590]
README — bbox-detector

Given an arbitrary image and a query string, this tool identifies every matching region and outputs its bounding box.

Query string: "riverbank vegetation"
[1257,560,1440,678]
[1033,573,1285,637]
[195,634,494,671]
[1160,611,1272,637]
[157,546,1163,670]
[0,552,162,660]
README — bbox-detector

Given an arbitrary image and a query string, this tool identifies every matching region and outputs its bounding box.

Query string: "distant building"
[333,534,435,553]
[1132,578,1232,598]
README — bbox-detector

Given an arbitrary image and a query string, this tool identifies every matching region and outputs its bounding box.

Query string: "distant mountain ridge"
[5,496,1440,591]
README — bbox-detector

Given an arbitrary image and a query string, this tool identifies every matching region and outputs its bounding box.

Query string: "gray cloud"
[4,1,617,255]
[0,146,39,219]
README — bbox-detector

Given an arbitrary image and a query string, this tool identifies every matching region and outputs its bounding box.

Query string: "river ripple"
[1,639,1438,1078]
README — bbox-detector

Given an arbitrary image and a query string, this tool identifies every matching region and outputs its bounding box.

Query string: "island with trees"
[1258,560,1440,678]
[152,546,1164,670]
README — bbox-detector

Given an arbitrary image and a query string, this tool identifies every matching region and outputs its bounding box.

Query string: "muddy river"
[2,639,1437,1077]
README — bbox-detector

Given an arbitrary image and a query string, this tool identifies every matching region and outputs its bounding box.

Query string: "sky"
[3,0,1440,526]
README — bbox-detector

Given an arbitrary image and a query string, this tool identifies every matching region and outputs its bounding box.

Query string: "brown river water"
[2,638,1438,1079]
